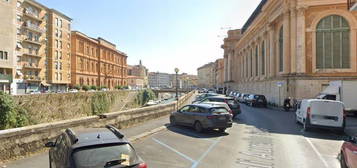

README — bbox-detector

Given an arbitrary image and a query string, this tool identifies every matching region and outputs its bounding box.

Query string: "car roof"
[206,96,233,99]
[69,127,128,149]
[191,103,223,109]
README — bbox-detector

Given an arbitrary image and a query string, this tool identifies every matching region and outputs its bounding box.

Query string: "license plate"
[219,116,226,120]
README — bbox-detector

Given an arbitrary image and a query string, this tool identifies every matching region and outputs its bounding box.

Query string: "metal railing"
[348,0,357,10]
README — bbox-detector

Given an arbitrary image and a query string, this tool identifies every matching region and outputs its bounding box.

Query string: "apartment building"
[12,0,72,94]
[223,0,357,105]
[0,0,16,93]
[148,72,172,88]
[197,62,215,88]
[71,31,128,89]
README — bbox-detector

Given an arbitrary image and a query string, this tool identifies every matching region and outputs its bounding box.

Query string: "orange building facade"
[71,31,127,89]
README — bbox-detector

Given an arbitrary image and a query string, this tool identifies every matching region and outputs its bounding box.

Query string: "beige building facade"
[127,60,149,89]
[0,0,17,93]
[197,62,215,88]
[223,0,357,105]
[214,58,225,88]
[71,31,128,89]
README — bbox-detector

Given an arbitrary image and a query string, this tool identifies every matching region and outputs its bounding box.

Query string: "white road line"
[191,137,222,168]
[152,137,196,163]
[305,137,329,168]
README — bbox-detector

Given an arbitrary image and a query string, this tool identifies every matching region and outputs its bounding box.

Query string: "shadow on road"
[234,104,346,141]
[164,124,229,139]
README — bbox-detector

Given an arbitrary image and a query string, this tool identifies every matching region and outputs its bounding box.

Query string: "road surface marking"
[152,137,196,163]
[191,137,222,168]
[305,137,329,168]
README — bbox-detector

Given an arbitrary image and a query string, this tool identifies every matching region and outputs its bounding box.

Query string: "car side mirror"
[45,141,55,148]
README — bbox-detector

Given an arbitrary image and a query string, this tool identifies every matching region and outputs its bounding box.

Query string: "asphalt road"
[4,103,346,168]
[133,104,344,168]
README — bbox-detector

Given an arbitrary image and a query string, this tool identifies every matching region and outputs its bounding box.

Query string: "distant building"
[148,72,171,88]
[127,60,148,89]
[71,31,128,89]
[177,73,198,89]
[214,58,224,88]
[197,62,215,88]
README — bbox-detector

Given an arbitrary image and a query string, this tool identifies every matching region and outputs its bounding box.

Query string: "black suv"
[199,96,241,118]
[45,125,147,168]
[247,94,267,107]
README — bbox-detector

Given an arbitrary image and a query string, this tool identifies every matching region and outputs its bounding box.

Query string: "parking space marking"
[152,137,196,163]
[191,137,222,168]
[305,137,329,168]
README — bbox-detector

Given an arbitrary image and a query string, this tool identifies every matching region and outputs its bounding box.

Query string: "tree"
[82,85,90,91]
[0,92,29,130]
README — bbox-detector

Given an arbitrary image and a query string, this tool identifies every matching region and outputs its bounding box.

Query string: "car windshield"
[72,144,139,168]
[210,107,229,114]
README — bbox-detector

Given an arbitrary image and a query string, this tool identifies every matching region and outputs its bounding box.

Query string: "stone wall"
[12,91,138,124]
[0,91,195,162]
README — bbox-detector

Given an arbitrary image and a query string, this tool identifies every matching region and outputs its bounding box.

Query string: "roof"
[241,0,268,34]
[70,128,128,149]
[207,95,234,99]
[49,9,72,21]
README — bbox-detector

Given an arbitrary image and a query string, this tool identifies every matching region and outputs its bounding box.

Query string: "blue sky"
[37,0,261,75]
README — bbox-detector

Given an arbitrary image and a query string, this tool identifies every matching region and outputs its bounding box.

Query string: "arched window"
[261,41,265,75]
[316,15,350,69]
[279,26,284,72]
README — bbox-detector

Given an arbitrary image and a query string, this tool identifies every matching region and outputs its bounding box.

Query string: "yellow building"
[223,0,357,105]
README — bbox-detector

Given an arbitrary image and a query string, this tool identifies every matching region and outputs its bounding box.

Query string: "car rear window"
[210,107,229,114]
[72,143,139,168]
[226,99,236,104]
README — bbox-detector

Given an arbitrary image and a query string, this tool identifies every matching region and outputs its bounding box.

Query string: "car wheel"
[340,152,348,168]
[170,116,176,126]
[194,121,203,133]
[218,128,226,133]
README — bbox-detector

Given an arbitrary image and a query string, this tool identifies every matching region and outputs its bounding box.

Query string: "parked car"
[192,93,218,103]
[68,89,79,93]
[295,99,345,132]
[246,94,267,107]
[340,136,357,168]
[170,104,233,132]
[241,94,251,104]
[198,96,241,118]
[200,102,233,115]
[28,90,41,94]
[45,125,147,168]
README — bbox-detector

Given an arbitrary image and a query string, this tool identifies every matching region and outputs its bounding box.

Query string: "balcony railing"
[0,74,12,82]
[24,75,41,82]
[348,0,357,10]
[23,38,41,45]
[23,23,45,33]
[23,8,42,22]
[23,63,41,69]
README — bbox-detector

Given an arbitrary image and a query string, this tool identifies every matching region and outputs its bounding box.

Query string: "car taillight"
[229,109,233,114]
[138,163,148,168]
[307,107,311,118]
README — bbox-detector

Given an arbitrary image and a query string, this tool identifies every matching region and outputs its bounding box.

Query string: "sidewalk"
[345,117,357,136]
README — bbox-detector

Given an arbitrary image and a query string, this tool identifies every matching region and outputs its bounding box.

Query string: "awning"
[321,85,339,95]
[16,70,23,76]
[41,81,51,86]
[16,42,23,49]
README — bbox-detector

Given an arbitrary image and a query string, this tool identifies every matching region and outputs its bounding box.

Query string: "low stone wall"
[12,90,137,124]
[0,91,195,162]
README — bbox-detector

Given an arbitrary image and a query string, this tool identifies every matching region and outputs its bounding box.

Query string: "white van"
[295,99,345,132]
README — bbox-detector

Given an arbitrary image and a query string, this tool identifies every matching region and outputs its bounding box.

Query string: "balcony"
[23,38,41,46]
[348,0,357,11]
[0,74,12,83]
[23,51,41,58]
[23,23,45,33]
[24,75,41,82]
[23,63,41,70]
[23,9,42,22]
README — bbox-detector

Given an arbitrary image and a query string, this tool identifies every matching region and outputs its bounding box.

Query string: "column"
[268,24,275,77]
[290,8,297,73]
[283,10,291,74]
[296,7,306,73]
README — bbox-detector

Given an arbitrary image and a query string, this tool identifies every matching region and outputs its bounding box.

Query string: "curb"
[128,126,168,142]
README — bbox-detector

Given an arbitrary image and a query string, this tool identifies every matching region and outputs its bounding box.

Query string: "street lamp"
[174,68,179,100]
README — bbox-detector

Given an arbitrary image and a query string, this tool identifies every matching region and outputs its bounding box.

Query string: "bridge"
[152,88,193,97]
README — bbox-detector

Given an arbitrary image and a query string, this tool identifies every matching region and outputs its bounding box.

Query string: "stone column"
[283,10,291,74]
[290,8,297,74]
[268,25,275,77]
[296,6,307,74]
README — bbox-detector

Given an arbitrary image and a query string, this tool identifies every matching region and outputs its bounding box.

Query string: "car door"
[175,105,190,125]
[345,140,357,168]
[186,106,203,125]
[52,134,65,168]
[295,101,302,123]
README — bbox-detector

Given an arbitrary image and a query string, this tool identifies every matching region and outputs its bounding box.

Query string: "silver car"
[170,104,233,133]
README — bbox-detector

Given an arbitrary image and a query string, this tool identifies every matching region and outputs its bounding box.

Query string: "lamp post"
[174,68,179,100]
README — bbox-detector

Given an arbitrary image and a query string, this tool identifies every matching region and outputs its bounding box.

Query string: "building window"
[55,50,58,59]
[55,18,58,27]
[255,46,258,76]
[55,40,58,48]
[55,29,58,37]
[316,15,350,69]
[59,41,62,49]
[250,49,253,77]
[279,26,284,72]
[16,15,21,22]
[59,30,62,38]
[59,51,62,59]
[17,1,21,7]
[261,41,265,75]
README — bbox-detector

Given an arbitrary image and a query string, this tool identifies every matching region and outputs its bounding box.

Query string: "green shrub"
[123,86,129,89]
[91,92,110,115]
[90,85,97,90]
[136,89,156,106]
[114,85,122,90]
[82,85,90,91]
[74,85,81,90]
[0,92,29,130]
